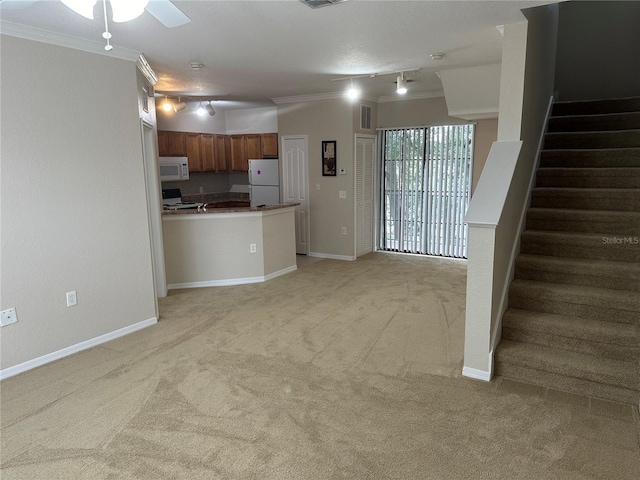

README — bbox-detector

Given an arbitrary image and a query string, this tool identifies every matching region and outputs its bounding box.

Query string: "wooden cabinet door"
[246,134,261,160]
[200,134,215,171]
[185,133,202,172]
[261,133,278,158]
[215,135,230,172]
[157,131,170,156]
[167,131,187,156]
[230,135,248,171]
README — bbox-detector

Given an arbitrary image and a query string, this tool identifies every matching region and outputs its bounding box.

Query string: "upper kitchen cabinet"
[186,133,202,172]
[230,135,248,171]
[200,134,216,172]
[261,133,278,158]
[167,131,187,156]
[215,135,230,172]
[157,130,169,156]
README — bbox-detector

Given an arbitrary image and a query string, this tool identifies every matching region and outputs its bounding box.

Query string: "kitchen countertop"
[162,202,299,215]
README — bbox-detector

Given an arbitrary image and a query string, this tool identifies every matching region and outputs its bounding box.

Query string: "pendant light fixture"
[396,72,408,94]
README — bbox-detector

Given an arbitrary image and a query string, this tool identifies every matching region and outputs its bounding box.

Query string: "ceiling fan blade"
[0,0,38,10]
[145,0,190,28]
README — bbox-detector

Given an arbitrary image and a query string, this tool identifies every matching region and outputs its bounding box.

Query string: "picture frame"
[322,140,337,176]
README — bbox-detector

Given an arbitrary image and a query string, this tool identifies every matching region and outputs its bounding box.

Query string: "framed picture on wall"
[322,140,337,176]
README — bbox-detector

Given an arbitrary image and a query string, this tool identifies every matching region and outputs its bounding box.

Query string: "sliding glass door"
[379,125,474,258]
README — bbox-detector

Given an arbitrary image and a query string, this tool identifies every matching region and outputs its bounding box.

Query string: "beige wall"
[0,36,157,370]
[377,96,497,193]
[277,99,355,258]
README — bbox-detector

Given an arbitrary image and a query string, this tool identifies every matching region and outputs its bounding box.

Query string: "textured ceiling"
[0,0,559,109]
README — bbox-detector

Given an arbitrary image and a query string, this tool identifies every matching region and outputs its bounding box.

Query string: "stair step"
[536,167,640,188]
[544,130,640,149]
[525,208,640,235]
[552,97,640,116]
[508,279,640,325]
[514,254,640,292]
[521,230,640,262]
[540,148,640,168]
[495,340,639,405]
[502,308,639,362]
[547,112,640,132]
[530,187,640,212]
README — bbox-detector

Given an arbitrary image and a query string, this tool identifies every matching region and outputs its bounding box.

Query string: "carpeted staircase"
[495,97,640,405]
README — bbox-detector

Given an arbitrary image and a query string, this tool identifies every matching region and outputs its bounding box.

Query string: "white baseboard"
[462,366,492,382]
[0,317,157,381]
[309,252,356,261]
[167,265,297,290]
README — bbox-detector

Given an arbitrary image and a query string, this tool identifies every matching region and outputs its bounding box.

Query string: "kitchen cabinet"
[261,133,278,158]
[246,134,262,160]
[186,133,202,172]
[230,135,248,171]
[167,131,187,156]
[157,130,169,156]
[200,134,216,172]
[215,135,230,172]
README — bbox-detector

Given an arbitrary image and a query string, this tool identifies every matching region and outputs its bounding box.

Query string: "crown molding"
[0,20,141,62]
[377,90,445,103]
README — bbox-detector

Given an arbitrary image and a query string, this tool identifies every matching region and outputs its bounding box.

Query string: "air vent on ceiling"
[299,0,347,9]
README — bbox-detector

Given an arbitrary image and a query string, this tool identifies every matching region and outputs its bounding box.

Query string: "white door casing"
[355,134,375,258]
[282,135,310,255]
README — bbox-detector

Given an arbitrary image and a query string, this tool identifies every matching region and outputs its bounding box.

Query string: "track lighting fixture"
[396,72,407,94]
[173,98,187,112]
[332,68,419,98]
[161,95,173,112]
[347,79,359,100]
[196,102,207,116]
[205,101,216,116]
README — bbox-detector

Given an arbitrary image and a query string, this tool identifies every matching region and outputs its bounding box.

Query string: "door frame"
[354,133,377,258]
[141,120,167,313]
[281,134,310,255]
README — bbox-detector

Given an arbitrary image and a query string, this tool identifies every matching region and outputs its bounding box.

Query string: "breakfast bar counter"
[162,204,298,289]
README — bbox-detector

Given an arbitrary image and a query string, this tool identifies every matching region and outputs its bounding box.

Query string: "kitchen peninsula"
[162,203,298,289]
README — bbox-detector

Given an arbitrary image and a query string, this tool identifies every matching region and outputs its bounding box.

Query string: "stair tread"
[516,253,640,275]
[495,340,639,389]
[537,167,640,174]
[522,229,640,240]
[510,279,640,311]
[529,207,640,216]
[502,308,639,346]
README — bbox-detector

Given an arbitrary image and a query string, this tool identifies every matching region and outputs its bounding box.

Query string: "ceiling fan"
[0,0,191,28]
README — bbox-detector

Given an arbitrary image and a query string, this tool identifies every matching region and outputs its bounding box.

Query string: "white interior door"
[282,136,309,255]
[356,135,375,258]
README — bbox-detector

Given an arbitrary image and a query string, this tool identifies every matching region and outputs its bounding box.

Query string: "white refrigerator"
[248,159,280,207]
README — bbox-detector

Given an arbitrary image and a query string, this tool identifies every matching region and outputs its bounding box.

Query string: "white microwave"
[159,157,189,182]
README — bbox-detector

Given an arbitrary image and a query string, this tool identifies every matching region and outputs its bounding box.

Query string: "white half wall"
[439,64,502,120]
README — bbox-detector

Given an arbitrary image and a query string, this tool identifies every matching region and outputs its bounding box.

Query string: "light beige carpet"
[1,252,638,479]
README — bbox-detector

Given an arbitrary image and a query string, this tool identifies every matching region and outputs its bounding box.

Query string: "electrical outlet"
[316,183,320,191]
[250,243,257,254]
[339,191,346,199]
[66,291,77,307]
[199,186,204,193]
[1,308,18,327]
[341,227,347,235]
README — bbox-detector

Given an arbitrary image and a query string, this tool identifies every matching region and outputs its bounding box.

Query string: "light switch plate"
[339,191,346,199]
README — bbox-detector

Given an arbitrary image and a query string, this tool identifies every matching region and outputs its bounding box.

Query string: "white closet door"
[356,135,375,257]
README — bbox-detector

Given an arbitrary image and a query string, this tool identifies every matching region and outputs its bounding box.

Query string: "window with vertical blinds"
[379,125,474,259]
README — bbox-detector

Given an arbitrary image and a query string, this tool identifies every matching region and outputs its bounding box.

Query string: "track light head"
[173,101,187,113]
[205,102,216,116]
[396,73,407,94]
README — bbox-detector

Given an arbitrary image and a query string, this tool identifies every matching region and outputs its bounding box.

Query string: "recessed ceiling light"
[430,53,445,61]
[189,62,204,70]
